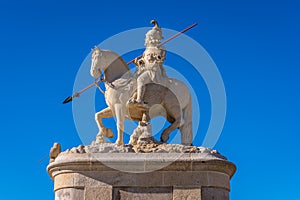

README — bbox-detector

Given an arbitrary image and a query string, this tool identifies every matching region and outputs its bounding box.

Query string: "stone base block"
[47,145,236,200]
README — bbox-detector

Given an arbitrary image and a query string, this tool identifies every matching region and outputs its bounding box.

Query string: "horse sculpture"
[90,47,192,145]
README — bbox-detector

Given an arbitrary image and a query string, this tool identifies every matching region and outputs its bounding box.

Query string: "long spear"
[62,22,198,104]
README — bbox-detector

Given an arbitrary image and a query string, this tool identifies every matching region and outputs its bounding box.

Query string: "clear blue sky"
[0,0,299,199]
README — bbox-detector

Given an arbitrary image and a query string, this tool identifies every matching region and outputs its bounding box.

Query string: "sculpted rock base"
[47,143,236,200]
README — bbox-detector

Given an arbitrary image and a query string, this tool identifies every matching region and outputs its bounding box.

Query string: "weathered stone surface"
[113,187,172,200]
[65,143,134,154]
[48,146,236,200]
[173,187,201,200]
[163,171,209,187]
[202,187,229,200]
[54,173,75,191]
[85,186,112,200]
[55,188,84,200]
[61,143,226,157]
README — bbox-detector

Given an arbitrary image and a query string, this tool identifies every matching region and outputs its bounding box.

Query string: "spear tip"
[62,96,73,104]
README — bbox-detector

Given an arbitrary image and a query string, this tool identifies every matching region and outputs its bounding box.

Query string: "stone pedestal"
[47,144,236,200]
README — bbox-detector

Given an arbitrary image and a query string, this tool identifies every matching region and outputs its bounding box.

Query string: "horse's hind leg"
[95,107,114,143]
[160,99,182,143]
[179,102,193,146]
[160,116,181,143]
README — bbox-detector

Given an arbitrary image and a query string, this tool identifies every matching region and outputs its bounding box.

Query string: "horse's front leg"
[95,107,114,143]
[114,104,125,145]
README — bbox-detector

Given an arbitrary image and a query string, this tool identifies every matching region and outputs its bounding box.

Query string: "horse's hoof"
[95,131,112,143]
[129,137,138,146]
[104,128,114,138]
[95,137,105,144]
[115,139,124,146]
[160,134,169,143]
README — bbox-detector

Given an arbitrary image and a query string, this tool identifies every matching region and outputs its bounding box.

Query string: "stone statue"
[129,113,154,145]
[131,20,167,104]
[90,20,192,146]
[48,22,237,200]
[49,142,61,163]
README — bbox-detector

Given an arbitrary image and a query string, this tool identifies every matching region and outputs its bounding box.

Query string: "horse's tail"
[180,94,193,145]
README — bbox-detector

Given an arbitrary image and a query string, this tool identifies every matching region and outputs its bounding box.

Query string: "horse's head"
[90,47,131,83]
[90,46,103,79]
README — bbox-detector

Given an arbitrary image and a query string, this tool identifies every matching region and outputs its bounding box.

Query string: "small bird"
[49,142,61,163]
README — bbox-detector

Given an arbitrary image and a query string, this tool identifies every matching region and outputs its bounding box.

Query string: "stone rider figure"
[131,20,168,104]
